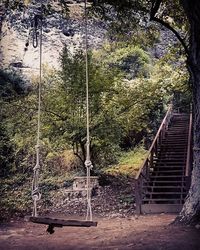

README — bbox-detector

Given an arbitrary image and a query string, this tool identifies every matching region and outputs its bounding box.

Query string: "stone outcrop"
[0,1,178,80]
[0,1,107,78]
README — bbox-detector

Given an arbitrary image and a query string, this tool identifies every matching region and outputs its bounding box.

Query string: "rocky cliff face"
[0,1,178,81]
[0,1,107,78]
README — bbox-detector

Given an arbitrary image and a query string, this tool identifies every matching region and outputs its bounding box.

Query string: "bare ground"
[0,214,200,250]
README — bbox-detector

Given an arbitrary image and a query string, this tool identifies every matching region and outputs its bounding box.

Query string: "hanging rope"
[31,14,43,217]
[32,15,40,48]
[84,0,93,222]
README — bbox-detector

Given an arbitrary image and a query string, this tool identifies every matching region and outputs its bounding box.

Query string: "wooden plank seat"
[28,217,97,234]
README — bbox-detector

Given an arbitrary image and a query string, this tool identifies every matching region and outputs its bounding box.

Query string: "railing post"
[146,159,150,178]
[150,150,154,168]
[135,178,142,214]
[155,140,158,157]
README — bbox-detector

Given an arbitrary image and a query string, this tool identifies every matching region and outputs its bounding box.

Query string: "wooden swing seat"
[28,216,97,233]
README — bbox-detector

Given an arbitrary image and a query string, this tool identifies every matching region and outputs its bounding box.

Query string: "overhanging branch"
[150,0,162,17]
[150,0,189,56]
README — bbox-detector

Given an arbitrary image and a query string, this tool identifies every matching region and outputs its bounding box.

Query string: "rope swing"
[31,13,43,217]
[28,0,97,232]
[84,0,93,222]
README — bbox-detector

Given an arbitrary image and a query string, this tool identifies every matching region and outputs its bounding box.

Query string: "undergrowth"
[0,171,75,221]
[0,146,147,221]
[105,146,148,177]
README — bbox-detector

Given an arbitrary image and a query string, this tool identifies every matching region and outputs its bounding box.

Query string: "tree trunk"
[176,70,200,224]
[175,0,200,224]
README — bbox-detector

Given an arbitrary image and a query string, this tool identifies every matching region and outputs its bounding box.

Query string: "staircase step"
[141,204,183,213]
[166,135,188,137]
[150,175,184,178]
[154,161,186,164]
[146,192,186,195]
[163,137,188,139]
[146,193,186,199]
[156,156,186,159]
[155,162,186,165]
[154,162,185,166]
[155,159,186,162]
[159,145,187,147]
[157,153,186,156]
[158,150,186,153]
[158,146,187,148]
[166,128,188,130]
[150,176,185,181]
[155,157,186,160]
[143,198,184,202]
[162,141,188,144]
[159,146,187,148]
[151,170,184,175]
[146,186,186,191]
[158,150,187,153]
[166,139,188,141]
[169,126,188,128]
[154,164,184,167]
[147,180,186,186]
[153,167,184,170]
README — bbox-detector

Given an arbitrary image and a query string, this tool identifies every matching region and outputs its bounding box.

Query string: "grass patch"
[105,146,148,177]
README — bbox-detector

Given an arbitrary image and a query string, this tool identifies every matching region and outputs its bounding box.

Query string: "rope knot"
[33,163,40,171]
[85,160,93,169]
[32,189,41,201]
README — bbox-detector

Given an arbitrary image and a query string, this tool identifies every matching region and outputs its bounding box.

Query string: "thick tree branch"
[152,16,189,55]
[150,0,162,17]
[150,0,189,56]
[3,101,67,121]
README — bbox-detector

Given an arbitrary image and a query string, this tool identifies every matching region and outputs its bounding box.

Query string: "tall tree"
[176,0,200,224]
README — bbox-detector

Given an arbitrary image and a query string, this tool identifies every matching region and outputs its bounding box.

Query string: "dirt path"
[0,214,200,250]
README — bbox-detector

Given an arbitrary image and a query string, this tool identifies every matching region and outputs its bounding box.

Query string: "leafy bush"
[0,69,26,99]
[108,45,151,79]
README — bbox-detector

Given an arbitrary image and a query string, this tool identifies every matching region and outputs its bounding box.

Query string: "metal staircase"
[135,105,192,214]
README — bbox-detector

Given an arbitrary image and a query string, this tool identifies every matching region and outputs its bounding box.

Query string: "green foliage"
[95,44,151,79]
[91,0,151,41]
[1,0,69,16]
[105,145,147,176]
[0,69,27,177]
[40,43,188,172]
[0,69,26,99]
[93,0,189,56]
[0,124,15,177]
[0,174,32,221]
[43,46,124,167]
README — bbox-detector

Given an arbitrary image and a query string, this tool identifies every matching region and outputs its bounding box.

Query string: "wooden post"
[135,179,142,214]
